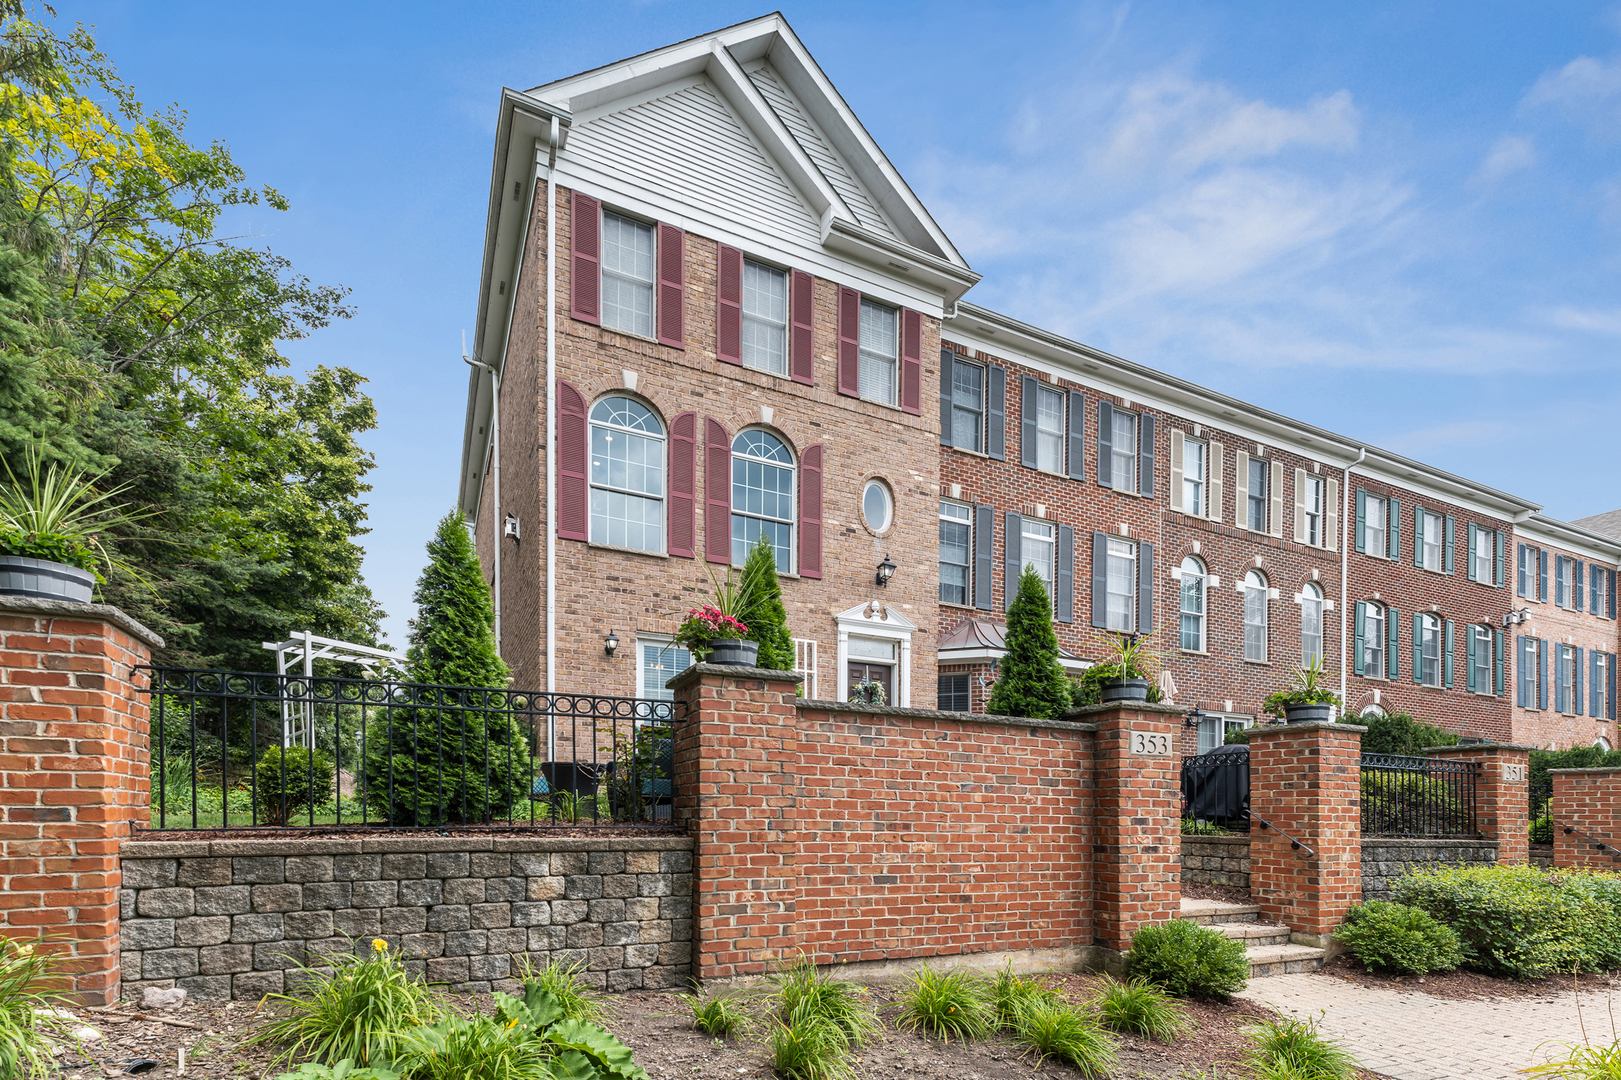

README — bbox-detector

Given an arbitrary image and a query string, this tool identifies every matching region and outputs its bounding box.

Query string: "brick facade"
[1423,741,1531,866]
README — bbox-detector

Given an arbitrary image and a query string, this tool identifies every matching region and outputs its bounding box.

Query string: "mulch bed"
[1182,883,1254,906]
[1316,954,1621,1000]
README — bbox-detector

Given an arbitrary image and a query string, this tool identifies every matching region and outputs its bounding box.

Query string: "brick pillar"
[1079,701,1183,964]
[0,596,160,1005]
[1549,767,1621,870]
[1248,721,1365,945]
[670,662,802,984]
[1423,742,1532,866]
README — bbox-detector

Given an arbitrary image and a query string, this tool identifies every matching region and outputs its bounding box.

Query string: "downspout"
[1339,447,1367,712]
[544,118,560,761]
[464,355,502,651]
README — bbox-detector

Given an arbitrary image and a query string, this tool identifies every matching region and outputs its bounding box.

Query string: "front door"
[847,661,893,704]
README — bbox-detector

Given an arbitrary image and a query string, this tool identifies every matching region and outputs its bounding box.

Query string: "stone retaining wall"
[1361,838,1499,900]
[118,835,693,1002]
[1180,834,1250,889]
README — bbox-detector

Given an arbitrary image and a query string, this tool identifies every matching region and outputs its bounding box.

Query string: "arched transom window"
[1301,582,1324,665]
[589,396,665,552]
[1179,557,1206,652]
[731,429,795,572]
[1244,570,1269,663]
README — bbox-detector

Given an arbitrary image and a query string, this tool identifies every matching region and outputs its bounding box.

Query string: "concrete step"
[1246,942,1327,978]
[1214,921,1292,947]
[1180,897,1260,925]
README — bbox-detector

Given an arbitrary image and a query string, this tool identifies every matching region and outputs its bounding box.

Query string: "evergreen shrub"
[1334,901,1462,974]
[737,533,794,671]
[1126,920,1249,998]
[254,747,335,826]
[986,565,1072,721]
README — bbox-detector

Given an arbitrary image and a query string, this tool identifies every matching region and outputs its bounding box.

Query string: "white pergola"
[261,631,405,748]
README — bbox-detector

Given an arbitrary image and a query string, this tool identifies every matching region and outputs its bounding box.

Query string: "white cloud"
[1544,305,1621,334]
[1525,55,1621,108]
[1474,134,1537,182]
[1385,420,1514,456]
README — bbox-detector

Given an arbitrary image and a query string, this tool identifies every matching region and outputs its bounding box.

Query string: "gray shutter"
[1387,606,1400,680]
[1495,530,1508,587]
[1352,602,1366,676]
[1466,524,1478,582]
[1517,544,1528,597]
[1091,531,1108,628]
[1444,515,1455,574]
[1592,564,1603,615]
[1576,560,1586,610]
[1020,375,1037,469]
[1004,512,1022,613]
[1096,400,1114,488]
[1067,391,1086,481]
[1494,630,1504,696]
[1539,548,1549,601]
[939,350,953,446]
[1056,524,1074,624]
[1611,569,1618,619]
[1413,508,1425,568]
[1466,626,1477,693]
[1355,489,1367,553]
[1388,498,1401,560]
[1444,620,1455,689]
[1576,646,1585,715]
[973,504,993,611]
[1538,638,1548,710]
[1138,540,1154,632]
[987,366,1006,461]
[1139,414,1156,497]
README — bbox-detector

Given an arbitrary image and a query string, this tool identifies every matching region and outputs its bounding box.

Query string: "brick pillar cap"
[1247,720,1367,736]
[1548,767,1621,775]
[667,662,804,692]
[1423,742,1535,754]
[1062,700,1186,720]
[0,593,164,648]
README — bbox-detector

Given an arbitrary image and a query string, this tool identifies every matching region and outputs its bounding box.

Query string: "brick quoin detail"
[1549,768,1621,871]
[0,598,159,1005]
[1424,742,1531,867]
[1248,722,1365,940]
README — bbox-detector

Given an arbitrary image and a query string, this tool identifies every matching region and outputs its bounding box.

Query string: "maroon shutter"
[836,286,860,397]
[900,308,922,415]
[790,269,814,385]
[569,192,600,325]
[704,417,731,564]
[668,411,696,558]
[656,223,686,348]
[716,244,742,364]
[557,380,588,541]
[799,443,824,579]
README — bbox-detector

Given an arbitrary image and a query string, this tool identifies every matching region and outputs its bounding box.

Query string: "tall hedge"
[985,565,1072,721]
[363,511,532,826]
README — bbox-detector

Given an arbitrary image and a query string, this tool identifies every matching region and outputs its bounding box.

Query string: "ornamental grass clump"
[765,954,878,1047]
[1242,1015,1356,1080]
[1127,919,1249,998]
[1015,1000,1120,1078]
[1090,975,1190,1042]
[248,939,443,1067]
[768,1004,856,1080]
[987,965,1061,1031]
[0,937,73,1080]
[513,955,608,1025]
[1334,901,1462,975]
[683,993,748,1039]
[1525,1039,1621,1079]
[894,967,994,1043]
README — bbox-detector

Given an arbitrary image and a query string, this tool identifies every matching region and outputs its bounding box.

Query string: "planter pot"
[1100,677,1150,704]
[0,555,94,604]
[708,638,758,666]
[1284,701,1333,724]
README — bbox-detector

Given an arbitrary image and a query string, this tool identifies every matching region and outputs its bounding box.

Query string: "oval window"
[862,479,893,534]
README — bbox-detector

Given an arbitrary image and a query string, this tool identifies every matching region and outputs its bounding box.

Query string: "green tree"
[985,565,1072,721]
[737,533,794,671]
[364,512,530,826]
[1358,711,1459,756]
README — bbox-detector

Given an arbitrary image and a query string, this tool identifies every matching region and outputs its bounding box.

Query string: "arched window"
[1360,703,1386,720]
[731,429,795,571]
[1418,613,1442,687]
[589,396,665,552]
[1179,557,1206,652]
[1244,570,1268,663]
[1301,582,1324,665]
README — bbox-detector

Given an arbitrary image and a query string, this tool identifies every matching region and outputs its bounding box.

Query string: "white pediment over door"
[834,602,916,707]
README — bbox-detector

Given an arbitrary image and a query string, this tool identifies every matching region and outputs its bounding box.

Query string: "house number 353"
[1131,731,1172,757]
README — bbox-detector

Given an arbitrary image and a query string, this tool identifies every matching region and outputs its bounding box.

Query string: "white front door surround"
[834,601,916,707]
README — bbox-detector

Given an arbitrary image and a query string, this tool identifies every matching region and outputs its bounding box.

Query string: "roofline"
[949,301,1543,521]
[1519,512,1621,562]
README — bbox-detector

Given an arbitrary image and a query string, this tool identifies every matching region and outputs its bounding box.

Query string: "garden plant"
[894,967,994,1043]
[1260,655,1342,720]
[1242,1015,1356,1080]
[1127,919,1250,998]
[1089,975,1190,1042]
[985,564,1073,721]
[0,937,73,1080]
[1334,900,1463,975]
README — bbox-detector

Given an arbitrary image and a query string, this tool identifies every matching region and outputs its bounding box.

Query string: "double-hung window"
[730,429,795,571]
[1556,557,1572,608]
[740,259,788,374]
[1558,645,1576,713]
[1243,571,1269,662]
[1471,624,1492,694]
[939,502,972,606]
[1105,538,1136,632]
[1597,654,1611,718]
[588,396,666,552]
[1594,567,1611,617]
[600,211,655,337]
[1182,438,1206,516]
[949,358,984,452]
[1420,513,1443,572]
[1418,614,1441,687]
[1246,458,1268,532]
[1035,385,1065,472]
[1518,544,1535,598]
[1111,410,1138,492]
[1179,557,1206,652]
[938,673,971,712]
[1022,517,1056,600]
[637,635,691,701]
[1364,604,1386,678]
[1365,495,1387,557]
[1472,529,1494,583]
[1303,475,1324,546]
[858,298,898,405]
[1301,583,1324,665]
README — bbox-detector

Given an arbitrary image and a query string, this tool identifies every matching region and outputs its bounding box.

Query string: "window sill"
[945,444,990,460]
[1242,658,1271,667]
[588,542,669,559]
[858,395,904,412]
[1416,683,1445,691]
[1098,484,1150,498]
[597,325,676,350]
[1180,647,1209,656]
[940,601,981,612]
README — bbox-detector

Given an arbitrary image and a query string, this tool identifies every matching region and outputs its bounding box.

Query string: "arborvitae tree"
[738,533,795,671]
[365,511,531,825]
[985,564,1073,721]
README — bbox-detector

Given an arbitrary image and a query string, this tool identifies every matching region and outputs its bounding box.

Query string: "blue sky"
[68,2,1621,648]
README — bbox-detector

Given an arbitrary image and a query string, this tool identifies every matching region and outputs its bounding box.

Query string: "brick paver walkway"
[1238,972,1620,1079]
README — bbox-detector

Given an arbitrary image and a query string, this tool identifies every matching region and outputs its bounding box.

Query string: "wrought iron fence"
[1529,780,1553,843]
[139,667,682,830]
[1360,753,1479,838]
[1181,745,1251,832]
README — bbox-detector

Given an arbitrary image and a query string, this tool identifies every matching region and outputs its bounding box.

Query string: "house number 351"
[1503,763,1526,784]
[1131,731,1172,757]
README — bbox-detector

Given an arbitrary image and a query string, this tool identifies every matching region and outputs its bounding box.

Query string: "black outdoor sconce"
[604,629,620,658]
[1184,702,1205,728]
[875,554,897,587]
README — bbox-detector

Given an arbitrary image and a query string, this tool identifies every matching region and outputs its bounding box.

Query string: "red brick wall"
[1550,767,1621,870]
[0,600,157,1004]
[1425,743,1530,866]
[1086,703,1182,952]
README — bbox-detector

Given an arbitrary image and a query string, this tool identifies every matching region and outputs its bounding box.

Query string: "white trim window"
[1244,570,1269,662]
[1105,538,1136,633]
[741,258,788,375]
[1421,513,1443,572]
[1022,517,1056,600]
[1180,556,1206,652]
[793,638,819,700]
[858,298,898,405]
[1247,458,1268,532]
[1365,495,1388,557]
[589,396,666,552]
[1301,582,1324,665]
[939,501,972,606]
[600,211,655,337]
[949,357,984,452]
[1471,624,1492,694]
[1303,475,1324,547]
[1559,644,1576,714]
[731,429,795,571]
[1596,652,1610,719]
[1364,603,1385,678]
[1555,556,1572,608]
[1419,613,1442,687]
[1472,529,1494,583]
[1198,713,1253,755]
[1111,410,1138,493]
[1035,385,1064,473]
[1593,567,1610,616]
[1183,438,1206,517]
[637,634,691,701]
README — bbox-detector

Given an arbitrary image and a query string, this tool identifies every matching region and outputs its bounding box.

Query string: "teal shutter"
[1388,606,1400,680]
[1355,488,1367,553]
[1516,635,1529,707]
[1388,499,1401,560]
[1414,507,1425,568]
[1495,530,1507,587]
[1412,613,1422,684]
[1466,627,1478,693]
[1494,630,1504,696]
[1353,601,1366,676]
[1444,516,1455,574]
[1444,620,1455,689]
[1576,560,1586,610]
[1466,524,1478,582]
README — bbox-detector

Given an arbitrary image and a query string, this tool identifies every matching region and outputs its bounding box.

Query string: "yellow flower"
[372,939,388,952]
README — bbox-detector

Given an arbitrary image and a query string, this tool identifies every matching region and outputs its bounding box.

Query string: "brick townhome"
[457,14,1621,753]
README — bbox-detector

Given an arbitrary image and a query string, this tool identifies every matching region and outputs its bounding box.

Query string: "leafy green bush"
[895,968,994,1042]
[514,956,607,1025]
[1358,710,1459,755]
[253,747,337,827]
[1394,865,1621,979]
[1127,920,1249,998]
[1090,975,1190,1042]
[1015,1000,1119,1077]
[1334,901,1463,974]
[1242,1015,1356,1080]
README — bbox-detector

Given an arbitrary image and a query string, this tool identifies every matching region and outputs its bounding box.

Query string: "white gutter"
[544,118,560,761]
[1339,447,1367,711]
